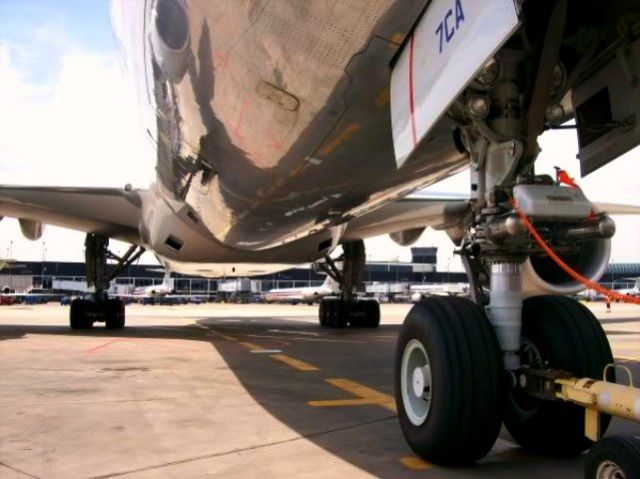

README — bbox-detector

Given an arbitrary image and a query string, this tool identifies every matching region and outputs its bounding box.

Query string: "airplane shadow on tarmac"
[2,313,637,478]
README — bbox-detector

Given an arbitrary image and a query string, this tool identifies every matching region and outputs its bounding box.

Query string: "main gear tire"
[70,299,93,330]
[105,299,126,329]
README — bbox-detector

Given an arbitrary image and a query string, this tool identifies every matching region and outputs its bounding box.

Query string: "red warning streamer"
[510,197,640,305]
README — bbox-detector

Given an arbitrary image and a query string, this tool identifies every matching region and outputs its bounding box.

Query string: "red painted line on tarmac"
[85,340,119,354]
[84,338,204,354]
[408,33,418,147]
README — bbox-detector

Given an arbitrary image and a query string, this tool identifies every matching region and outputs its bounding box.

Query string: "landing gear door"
[573,39,640,176]
[390,0,520,168]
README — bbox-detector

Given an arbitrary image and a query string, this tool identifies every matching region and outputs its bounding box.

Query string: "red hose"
[510,197,640,305]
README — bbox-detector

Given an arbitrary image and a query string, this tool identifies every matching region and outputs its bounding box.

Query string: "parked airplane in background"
[617,278,640,297]
[132,270,174,297]
[409,282,469,302]
[1,0,640,468]
[263,275,339,304]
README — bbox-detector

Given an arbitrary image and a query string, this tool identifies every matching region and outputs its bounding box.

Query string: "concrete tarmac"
[0,302,639,478]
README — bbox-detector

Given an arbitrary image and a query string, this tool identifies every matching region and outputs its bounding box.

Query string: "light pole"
[42,241,46,289]
[9,241,13,291]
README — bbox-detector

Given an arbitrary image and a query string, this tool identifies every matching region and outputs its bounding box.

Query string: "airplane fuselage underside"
[110,0,640,280]
[112,0,469,266]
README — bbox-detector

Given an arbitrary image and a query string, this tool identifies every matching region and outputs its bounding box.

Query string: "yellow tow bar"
[555,364,640,441]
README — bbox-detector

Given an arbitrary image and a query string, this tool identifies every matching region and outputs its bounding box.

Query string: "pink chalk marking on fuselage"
[233,97,250,144]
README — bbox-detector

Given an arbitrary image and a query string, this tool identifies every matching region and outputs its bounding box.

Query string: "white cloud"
[0,43,155,186]
[0,42,157,263]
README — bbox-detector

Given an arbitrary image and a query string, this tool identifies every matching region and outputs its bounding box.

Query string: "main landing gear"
[317,240,380,328]
[69,234,145,330]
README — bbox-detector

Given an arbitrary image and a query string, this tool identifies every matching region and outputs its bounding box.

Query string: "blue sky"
[0,1,113,84]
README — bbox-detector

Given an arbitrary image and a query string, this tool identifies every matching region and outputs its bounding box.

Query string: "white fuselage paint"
[391,0,520,166]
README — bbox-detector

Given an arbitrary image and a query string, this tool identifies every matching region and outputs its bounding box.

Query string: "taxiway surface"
[1,302,639,478]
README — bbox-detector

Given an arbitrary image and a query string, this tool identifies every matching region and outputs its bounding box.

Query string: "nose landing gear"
[395,296,504,465]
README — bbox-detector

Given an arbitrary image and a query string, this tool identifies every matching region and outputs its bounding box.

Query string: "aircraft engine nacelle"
[149,0,191,83]
[514,185,613,297]
[522,237,611,297]
[389,227,425,247]
[19,219,44,241]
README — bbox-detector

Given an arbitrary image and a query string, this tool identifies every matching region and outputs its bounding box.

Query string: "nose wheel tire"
[504,295,614,456]
[585,436,640,479]
[394,297,504,465]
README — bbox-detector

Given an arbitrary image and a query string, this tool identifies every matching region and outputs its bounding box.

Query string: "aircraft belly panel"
[144,0,479,251]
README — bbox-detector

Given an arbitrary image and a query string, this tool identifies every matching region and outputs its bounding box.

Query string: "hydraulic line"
[510,197,640,305]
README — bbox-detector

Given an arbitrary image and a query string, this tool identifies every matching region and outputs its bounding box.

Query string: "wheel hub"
[596,461,626,479]
[412,367,427,397]
[401,339,432,426]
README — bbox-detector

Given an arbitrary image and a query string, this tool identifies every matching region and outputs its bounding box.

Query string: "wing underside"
[0,186,146,244]
[0,185,637,252]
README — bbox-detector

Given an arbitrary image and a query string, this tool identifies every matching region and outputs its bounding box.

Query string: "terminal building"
[0,246,637,297]
[0,247,462,295]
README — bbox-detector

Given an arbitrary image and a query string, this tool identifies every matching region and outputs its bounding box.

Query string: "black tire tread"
[585,435,640,479]
[395,297,503,465]
[105,299,126,330]
[505,295,613,456]
[70,299,93,330]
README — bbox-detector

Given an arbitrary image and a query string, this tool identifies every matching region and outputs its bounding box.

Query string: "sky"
[0,2,638,273]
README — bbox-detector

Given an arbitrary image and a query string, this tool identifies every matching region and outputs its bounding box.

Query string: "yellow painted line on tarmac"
[214,332,238,342]
[239,341,265,351]
[205,329,238,342]
[245,333,362,344]
[399,456,433,471]
[308,398,386,408]
[308,378,396,412]
[192,324,239,342]
[270,354,320,371]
